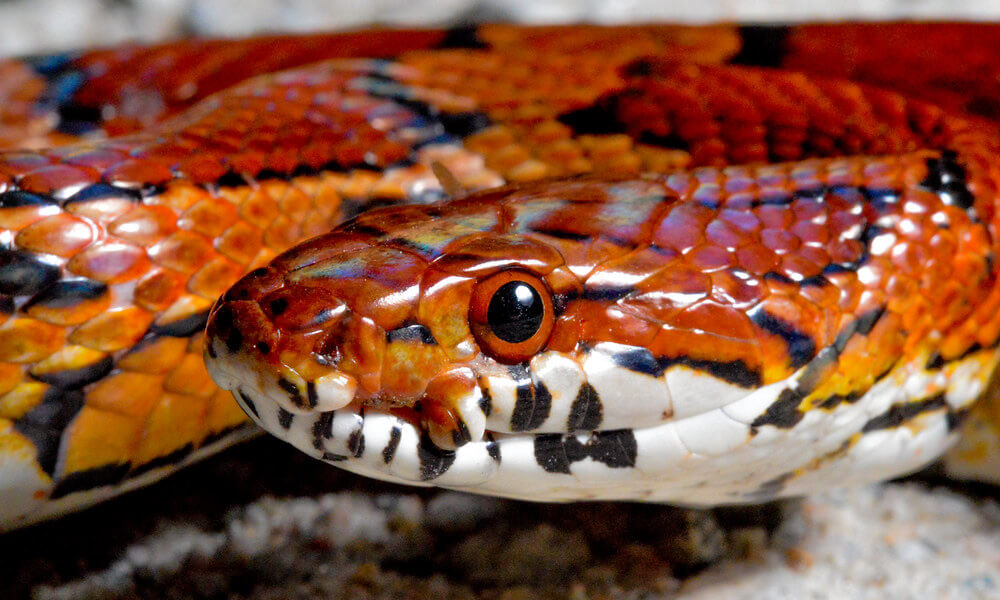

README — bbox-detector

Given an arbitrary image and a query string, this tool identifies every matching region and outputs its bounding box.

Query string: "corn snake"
[2,22,1000,529]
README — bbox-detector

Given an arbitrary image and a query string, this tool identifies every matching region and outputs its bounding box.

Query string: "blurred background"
[5,0,1000,55]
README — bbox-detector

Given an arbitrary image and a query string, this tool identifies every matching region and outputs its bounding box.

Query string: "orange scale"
[760,228,800,254]
[685,243,733,271]
[315,314,385,397]
[780,253,826,281]
[86,371,165,418]
[652,203,713,253]
[25,287,110,327]
[102,159,173,189]
[187,256,246,300]
[148,229,215,273]
[17,164,100,197]
[154,182,213,214]
[215,221,264,265]
[155,294,214,331]
[709,270,766,309]
[585,246,679,291]
[790,220,829,246]
[0,153,53,176]
[134,268,186,312]
[118,335,188,374]
[0,204,60,230]
[671,300,759,342]
[0,362,22,397]
[238,188,281,229]
[261,284,344,333]
[29,345,107,383]
[58,406,141,477]
[70,307,154,352]
[0,382,46,420]
[163,354,217,398]
[178,197,240,238]
[379,339,448,404]
[435,234,566,277]
[289,246,425,331]
[203,388,250,435]
[63,148,128,171]
[755,204,793,229]
[417,271,476,351]
[15,213,98,257]
[67,240,150,283]
[131,392,209,470]
[704,218,746,249]
[650,324,761,371]
[109,205,179,246]
[0,318,65,363]
[262,215,302,252]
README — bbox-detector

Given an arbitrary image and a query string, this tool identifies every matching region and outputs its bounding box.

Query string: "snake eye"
[470,270,554,364]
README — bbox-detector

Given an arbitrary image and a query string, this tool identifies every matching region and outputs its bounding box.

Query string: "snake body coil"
[2,23,1000,529]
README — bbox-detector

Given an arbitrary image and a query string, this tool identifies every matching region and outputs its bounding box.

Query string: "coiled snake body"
[2,23,1000,529]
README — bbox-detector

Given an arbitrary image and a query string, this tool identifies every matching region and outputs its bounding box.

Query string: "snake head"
[203,197,586,456]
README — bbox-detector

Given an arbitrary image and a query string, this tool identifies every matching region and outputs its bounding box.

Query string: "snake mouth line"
[204,324,985,505]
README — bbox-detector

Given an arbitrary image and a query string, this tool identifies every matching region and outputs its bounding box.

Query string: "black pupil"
[487,281,544,344]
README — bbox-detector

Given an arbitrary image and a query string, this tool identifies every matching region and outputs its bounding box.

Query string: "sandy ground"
[2,437,998,600]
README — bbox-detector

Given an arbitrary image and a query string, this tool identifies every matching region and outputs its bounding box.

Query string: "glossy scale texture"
[2,22,1000,526]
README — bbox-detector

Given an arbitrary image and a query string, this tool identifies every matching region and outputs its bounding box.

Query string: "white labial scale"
[481,374,519,432]
[435,441,499,487]
[666,366,754,419]
[529,352,585,431]
[581,343,672,429]
[671,408,751,456]
[633,419,691,476]
[282,411,324,460]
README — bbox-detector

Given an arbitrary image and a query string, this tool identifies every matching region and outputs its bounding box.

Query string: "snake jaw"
[419,367,487,450]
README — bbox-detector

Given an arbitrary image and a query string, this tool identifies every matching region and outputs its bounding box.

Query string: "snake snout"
[204,266,367,420]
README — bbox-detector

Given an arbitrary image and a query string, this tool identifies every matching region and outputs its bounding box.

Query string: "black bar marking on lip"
[418,433,456,480]
[386,323,437,345]
[567,382,603,431]
[277,408,294,429]
[306,382,318,409]
[861,393,947,432]
[383,425,402,464]
[509,364,552,432]
[312,411,335,451]
[534,429,638,474]
[485,433,501,464]
[749,307,816,369]
[278,378,304,409]
[348,428,365,458]
[607,345,663,377]
[751,388,805,430]
[237,390,260,419]
[657,356,762,389]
